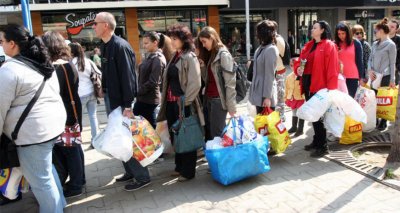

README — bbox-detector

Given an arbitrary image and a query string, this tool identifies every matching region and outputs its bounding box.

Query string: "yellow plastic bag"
[376,87,398,121]
[339,116,362,145]
[254,108,291,153]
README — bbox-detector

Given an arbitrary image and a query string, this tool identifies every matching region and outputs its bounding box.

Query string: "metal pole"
[245,0,250,60]
[21,0,33,35]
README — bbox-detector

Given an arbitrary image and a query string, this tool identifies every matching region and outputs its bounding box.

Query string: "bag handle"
[177,95,186,121]
[61,64,79,123]
[261,107,273,115]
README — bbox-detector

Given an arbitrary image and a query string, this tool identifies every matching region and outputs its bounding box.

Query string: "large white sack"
[329,90,367,124]
[324,105,346,137]
[297,89,330,122]
[354,87,377,132]
[93,107,133,162]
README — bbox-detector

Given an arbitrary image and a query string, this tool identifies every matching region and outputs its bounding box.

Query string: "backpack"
[278,35,291,66]
[219,50,249,103]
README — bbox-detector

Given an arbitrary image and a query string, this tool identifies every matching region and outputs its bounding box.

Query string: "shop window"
[41,10,125,54]
[219,11,277,58]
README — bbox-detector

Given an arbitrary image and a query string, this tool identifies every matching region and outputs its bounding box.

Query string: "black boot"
[377,119,387,131]
[294,119,304,137]
[288,116,298,134]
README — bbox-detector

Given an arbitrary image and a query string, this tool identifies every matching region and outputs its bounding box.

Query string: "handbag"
[57,64,82,147]
[89,61,104,98]
[0,77,46,169]
[171,96,205,154]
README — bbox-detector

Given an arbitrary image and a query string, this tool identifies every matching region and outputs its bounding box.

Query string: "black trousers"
[166,101,197,179]
[346,78,359,98]
[305,92,327,149]
[133,101,158,128]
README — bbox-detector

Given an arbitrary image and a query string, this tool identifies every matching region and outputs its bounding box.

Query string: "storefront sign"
[346,9,385,20]
[65,12,96,35]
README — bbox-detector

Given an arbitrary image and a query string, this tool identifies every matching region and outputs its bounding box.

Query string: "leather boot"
[288,116,298,134]
[294,119,304,137]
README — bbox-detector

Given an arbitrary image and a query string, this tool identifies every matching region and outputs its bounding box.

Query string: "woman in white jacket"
[69,42,100,145]
[0,24,67,212]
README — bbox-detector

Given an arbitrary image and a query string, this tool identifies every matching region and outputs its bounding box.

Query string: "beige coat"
[285,72,304,101]
[201,47,237,113]
[156,51,205,126]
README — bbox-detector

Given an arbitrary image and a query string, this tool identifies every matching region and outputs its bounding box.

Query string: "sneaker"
[64,189,83,198]
[124,180,151,191]
[115,173,133,183]
[0,193,22,206]
[310,147,328,158]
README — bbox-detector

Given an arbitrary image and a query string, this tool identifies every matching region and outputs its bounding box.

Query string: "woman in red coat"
[295,20,339,158]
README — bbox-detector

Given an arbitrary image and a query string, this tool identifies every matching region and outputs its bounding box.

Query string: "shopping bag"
[329,90,367,124]
[221,116,258,147]
[376,87,398,122]
[340,117,362,145]
[131,116,163,167]
[93,107,133,162]
[297,89,330,122]
[156,121,173,154]
[367,72,383,90]
[354,86,377,132]
[0,167,23,200]
[337,73,348,94]
[324,105,346,137]
[255,108,291,154]
[205,136,270,186]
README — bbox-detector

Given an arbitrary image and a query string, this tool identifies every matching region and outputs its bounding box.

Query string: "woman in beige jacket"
[156,24,203,181]
[197,26,237,140]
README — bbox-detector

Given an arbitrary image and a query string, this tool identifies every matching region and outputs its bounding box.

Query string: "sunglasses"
[355,32,363,35]
[93,21,107,26]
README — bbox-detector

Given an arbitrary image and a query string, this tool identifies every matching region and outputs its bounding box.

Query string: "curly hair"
[256,20,277,46]
[375,17,390,34]
[166,24,194,52]
[42,31,71,62]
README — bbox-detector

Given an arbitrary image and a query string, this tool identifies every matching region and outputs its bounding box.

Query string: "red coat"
[294,39,339,93]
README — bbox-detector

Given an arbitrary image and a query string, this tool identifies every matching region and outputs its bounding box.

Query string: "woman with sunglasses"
[334,21,364,98]
[352,24,371,82]
[368,17,397,131]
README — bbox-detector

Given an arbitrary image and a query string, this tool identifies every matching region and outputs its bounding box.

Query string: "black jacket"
[55,62,82,128]
[354,39,365,80]
[101,35,137,111]
[137,50,166,105]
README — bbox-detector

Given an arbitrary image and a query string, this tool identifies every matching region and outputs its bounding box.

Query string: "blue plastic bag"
[205,136,270,186]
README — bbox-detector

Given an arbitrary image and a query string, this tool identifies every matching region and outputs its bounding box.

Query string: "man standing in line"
[389,19,400,84]
[93,12,151,191]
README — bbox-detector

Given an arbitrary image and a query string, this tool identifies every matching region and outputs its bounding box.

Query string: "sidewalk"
[2,102,400,213]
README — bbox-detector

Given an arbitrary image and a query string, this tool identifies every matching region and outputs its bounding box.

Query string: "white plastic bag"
[354,87,377,132]
[221,116,258,147]
[297,89,330,122]
[156,121,173,154]
[0,167,23,200]
[324,105,346,137]
[206,137,224,150]
[329,90,367,124]
[93,107,133,162]
[247,102,257,118]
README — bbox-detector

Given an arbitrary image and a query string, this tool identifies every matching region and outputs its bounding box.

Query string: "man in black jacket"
[93,12,151,191]
[389,19,400,84]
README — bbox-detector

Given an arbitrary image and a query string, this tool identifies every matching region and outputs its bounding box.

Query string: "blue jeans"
[80,93,99,140]
[104,92,111,115]
[17,139,66,213]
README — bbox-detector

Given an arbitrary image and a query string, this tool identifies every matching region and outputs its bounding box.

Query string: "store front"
[345,9,386,44]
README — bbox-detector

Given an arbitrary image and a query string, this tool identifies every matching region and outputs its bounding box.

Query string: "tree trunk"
[387,86,400,162]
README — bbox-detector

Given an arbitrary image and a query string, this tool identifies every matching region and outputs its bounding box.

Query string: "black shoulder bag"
[0,78,46,169]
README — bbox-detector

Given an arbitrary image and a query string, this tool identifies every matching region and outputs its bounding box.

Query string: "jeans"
[53,144,85,191]
[80,93,99,140]
[17,139,66,213]
[104,92,111,115]
[133,101,158,128]
[205,97,227,140]
[122,157,150,183]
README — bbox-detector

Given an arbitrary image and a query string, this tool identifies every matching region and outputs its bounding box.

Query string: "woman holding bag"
[197,26,236,140]
[69,42,100,145]
[249,20,279,114]
[42,31,85,198]
[156,24,203,182]
[0,24,67,212]
[295,20,339,158]
[368,18,397,131]
[334,21,364,98]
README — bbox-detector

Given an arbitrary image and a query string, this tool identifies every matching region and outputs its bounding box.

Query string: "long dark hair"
[335,22,352,47]
[144,31,174,61]
[166,24,194,53]
[197,26,225,64]
[69,42,85,72]
[318,20,332,40]
[42,31,71,62]
[256,20,277,46]
[3,24,51,65]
